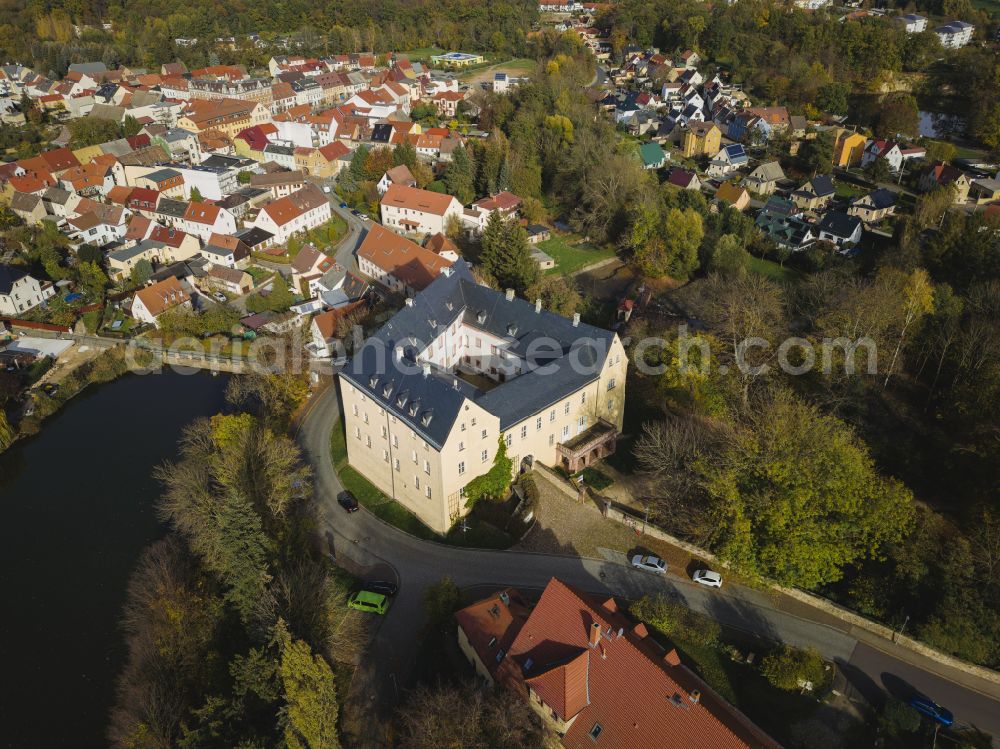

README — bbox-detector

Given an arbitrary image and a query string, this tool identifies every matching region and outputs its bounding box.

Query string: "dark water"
[0,370,230,748]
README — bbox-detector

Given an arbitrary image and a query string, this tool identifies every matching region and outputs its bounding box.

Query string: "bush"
[878,699,921,737]
[630,594,721,648]
[759,646,827,692]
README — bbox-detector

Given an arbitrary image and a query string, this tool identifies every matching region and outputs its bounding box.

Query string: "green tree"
[760,646,827,691]
[815,83,850,115]
[237,170,253,184]
[705,391,915,587]
[878,699,921,737]
[864,156,891,184]
[76,260,108,300]
[479,211,539,295]
[422,576,461,632]
[526,275,581,316]
[631,207,703,281]
[800,130,835,175]
[278,623,339,749]
[881,268,934,389]
[67,117,120,148]
[190,186,203,202]
[122,114,141,137]
[924,140,956,164]
[630,594,721,647]
[708,233,749,277]
[130,258,153,286]
[876,94,919,138]
[444,145,476,204]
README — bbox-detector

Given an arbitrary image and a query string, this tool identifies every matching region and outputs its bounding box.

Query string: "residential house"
[638,142,667,170]
[291,244,336,294]
[203,265,253,295]
[848,188,897,224]
[817,212,864,250]
[744,161,785,196]
[338,260,628,533]
[296,141,352,178]
[899,13,927,33]
[66,210,128,246]
[9,192,47,224]
[755,197,815,251]
[249,169,307,199]
[0,266,46,316]
[425,233,461,263]
[707,143,748,178]
[356,223,455,296]
[833,130,867,168]
[251,184,331,245]
[918,162,971,202]
[201,232,252,269]
[969,178,1000,206]
[309,301,367,358]
[131,276,191,326]
[935,21,974,48]
[377,164,417,195]
[134,167,185,198]
[862,140,903,173]
[455,578,782,749]
[462,191,523,236]
[715,181,750,211]
[380,184,463,236]
[667,168,701,191]
[791,175,836,211]
[526,224,551,245]
[682,122,721,158]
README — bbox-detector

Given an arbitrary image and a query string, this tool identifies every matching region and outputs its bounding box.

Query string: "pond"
[918,110,966,139]
[0,370,230,748]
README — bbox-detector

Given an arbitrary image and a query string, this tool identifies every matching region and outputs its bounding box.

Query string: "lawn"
[304,215,349,250]
[745,255,801,284]
[536,235,617,276]
[245,266,274,286]
[397,46,446,63]
[834,181,865,200]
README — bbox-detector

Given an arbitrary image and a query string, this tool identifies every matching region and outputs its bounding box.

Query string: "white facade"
[0,272,45,316]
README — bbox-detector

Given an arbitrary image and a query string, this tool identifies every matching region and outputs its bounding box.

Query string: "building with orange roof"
[176,98,257,138]
[131,276,191,326]
[250,183,331,244]
[457,578,783,749]
[715,181,750,211]
[355,222,454,295]
[380,183,462,236]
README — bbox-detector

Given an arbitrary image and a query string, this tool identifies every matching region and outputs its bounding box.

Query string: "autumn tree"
[277,622,340,749]
[526,274,581,316]
[704,391,915,587]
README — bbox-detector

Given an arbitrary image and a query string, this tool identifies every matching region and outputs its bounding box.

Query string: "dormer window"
[382,382,393,398]
[408,401,420,417]
[507,323,517,336]
[395,391,408,408]
[368,375,378,388]
[477,310,487,324]
[420,410,433,427]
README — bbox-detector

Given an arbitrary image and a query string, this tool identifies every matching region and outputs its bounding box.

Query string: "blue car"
[339,202,348,209]
[909,696,954,726]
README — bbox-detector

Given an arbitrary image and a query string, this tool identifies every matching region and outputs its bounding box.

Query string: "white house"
[899,13,927,33]
[251,184,331,245]
[380,184,463,236]
[0,266,46,316]
[935,21,974,48]
[862,140,903,173]
[377,164,417,196]
[131,277,191,326]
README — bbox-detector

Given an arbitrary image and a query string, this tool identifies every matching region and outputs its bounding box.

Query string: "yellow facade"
[682,124,721,158]
[834,131,866,168]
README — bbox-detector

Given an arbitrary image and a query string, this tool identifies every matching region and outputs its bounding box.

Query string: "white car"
[631,555,667,574]
[692,569,723,588]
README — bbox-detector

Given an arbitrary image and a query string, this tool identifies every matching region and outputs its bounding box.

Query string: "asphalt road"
[298,361,1000,746]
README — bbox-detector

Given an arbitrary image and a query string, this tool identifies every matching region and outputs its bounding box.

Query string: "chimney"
[505,288,514,301]
[394,345,404,361]
[664,648,681,666]
[689,689,701,705]
[632,622,648,639]
[589,621,601,648]
[422,362,430,378]
[535,298,542,313]
[404,298,414,306]
[572,312,580,327]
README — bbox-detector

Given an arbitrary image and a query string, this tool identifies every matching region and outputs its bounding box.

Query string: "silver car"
[692,569,723,588]
[631,555,667,574]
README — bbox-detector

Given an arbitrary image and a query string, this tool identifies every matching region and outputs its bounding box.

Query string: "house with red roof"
[131,276,191,326]
[918,161,971,202]
[462,191,523,235]
[861,139,903,173]
[380,183,463,236]
[457,578,783,749]
[250,184,331,244]
[356,223,453,295]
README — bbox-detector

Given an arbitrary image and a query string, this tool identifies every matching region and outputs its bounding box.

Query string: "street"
[296,384,1000,747]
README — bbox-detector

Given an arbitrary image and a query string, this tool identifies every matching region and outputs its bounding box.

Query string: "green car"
[348,590,389,615]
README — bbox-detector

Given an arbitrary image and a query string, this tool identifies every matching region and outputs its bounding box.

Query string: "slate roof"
[0,265,29,295]
[857,188,897,210]
[818,212,862,240]
[340,260,616,447]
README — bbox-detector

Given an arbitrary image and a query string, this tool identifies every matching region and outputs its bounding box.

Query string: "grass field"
[457,57,536,84]
[746,255,801,283]
[397,46,446,63]
[537,235,617,276]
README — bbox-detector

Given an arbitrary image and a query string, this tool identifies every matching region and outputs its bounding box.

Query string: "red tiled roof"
[183,201,221,225]
[135,277,188,317]
[493,579,783,749]
[357,223,453,290]
[380,184,457,216]
[148,225,189,247]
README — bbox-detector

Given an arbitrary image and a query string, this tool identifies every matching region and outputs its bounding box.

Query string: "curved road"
[299,367,1000,746]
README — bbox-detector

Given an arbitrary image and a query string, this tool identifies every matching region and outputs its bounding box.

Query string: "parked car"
[351,209,362,217]
[631,555,667,574]
[348,590,388,615]
[212,292,227,303]
[339,202,348,209]
[337,490,359,513]
[322,185,331,193]
[909,697,954,726]
[363,580,397,597]
[692,569,723,588]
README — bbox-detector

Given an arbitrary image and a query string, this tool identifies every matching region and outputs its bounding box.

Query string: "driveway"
[297,385,1000,747]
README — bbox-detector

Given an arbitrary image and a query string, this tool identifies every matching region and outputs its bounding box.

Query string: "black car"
[363,580,397,597]
[337,490,359,513]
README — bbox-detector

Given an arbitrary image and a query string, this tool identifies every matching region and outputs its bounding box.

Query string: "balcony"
[556,419,618,474]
